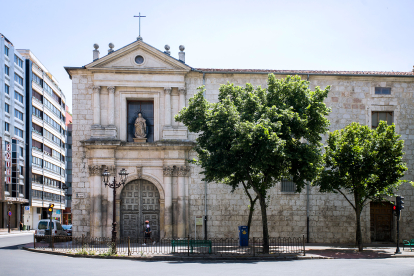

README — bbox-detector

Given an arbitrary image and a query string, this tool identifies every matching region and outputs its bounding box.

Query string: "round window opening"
[135,55,144,65]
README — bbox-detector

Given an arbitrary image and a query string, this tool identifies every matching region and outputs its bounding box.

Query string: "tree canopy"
[314,121,407,251]
[176,74,331,252]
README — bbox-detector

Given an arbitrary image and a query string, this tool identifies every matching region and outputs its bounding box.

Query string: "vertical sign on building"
[11,140,18,198]
[0,137,3,201]
[5,141,11,197]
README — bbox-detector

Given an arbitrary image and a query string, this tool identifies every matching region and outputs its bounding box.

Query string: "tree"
[175,74,331,253]
[313,121,407,252]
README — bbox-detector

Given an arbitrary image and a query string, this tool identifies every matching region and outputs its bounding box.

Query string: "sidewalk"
[305,243,414,259]
[0,230,35,237]
[21,241,414,260]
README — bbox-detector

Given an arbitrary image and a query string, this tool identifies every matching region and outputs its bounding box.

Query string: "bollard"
[253,237,255,257]
[128,237,131,256]
[33,234,36,249]
[187,235,190,257]
[82,234,84,250]
[52,235,55,251]
[303,234,305,256]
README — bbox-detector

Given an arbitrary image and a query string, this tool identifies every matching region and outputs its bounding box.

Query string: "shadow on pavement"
[306,249,393,259]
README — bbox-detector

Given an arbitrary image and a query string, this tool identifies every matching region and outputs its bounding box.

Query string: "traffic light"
[392,203,397,216]
[396,196,404,211]
[48,203,54,213]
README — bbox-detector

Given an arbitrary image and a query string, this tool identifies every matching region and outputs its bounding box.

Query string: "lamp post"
[102,168,128,254]
[7,201,12,233]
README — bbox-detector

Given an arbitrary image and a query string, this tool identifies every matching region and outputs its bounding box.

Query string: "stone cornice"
[81,139,195,150]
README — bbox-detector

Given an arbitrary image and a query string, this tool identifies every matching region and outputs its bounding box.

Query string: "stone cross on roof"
[134,12,146,41]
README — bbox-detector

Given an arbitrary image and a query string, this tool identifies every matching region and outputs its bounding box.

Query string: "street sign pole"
[395,212,400,254]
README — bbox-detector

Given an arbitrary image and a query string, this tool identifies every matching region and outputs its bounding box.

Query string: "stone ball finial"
[109,43,114,49]
[165,45,170,51]
[179,45,185,52]
[93,44,99,50]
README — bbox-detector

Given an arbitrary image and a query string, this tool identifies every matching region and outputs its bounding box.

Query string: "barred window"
[281,178,296,193]
[375,87,391,95]
[372,111,393,128]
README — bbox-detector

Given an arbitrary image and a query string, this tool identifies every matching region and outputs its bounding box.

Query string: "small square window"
[5,122,10,132]
[375,87,391,95]
[5,103,9,113]
[5,65,9,76]
[281,178,296,193]
[5,84,9,94]
[4,46,9,56]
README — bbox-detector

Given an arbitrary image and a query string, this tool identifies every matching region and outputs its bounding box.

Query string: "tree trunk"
[242,182,258,240]
[355,194,363,252]
[258,194,269,254]
[247,197,258,240]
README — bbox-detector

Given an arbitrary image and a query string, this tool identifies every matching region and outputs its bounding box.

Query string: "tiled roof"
[194,68,414,76]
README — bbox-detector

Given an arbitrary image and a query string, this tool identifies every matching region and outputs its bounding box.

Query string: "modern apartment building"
[0,33,28,230]
[63,107,72,225]
[18,49,66,229]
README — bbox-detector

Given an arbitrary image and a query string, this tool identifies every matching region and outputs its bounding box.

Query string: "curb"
[22,247,331,261]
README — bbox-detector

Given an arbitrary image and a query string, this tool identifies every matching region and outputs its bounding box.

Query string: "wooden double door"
[121,179,160,239]
[370,202,393,242]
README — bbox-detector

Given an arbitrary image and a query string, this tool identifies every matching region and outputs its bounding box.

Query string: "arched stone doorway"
[121,179,160,239]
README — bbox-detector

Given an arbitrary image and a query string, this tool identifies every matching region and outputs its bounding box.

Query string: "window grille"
[281,178,296,193]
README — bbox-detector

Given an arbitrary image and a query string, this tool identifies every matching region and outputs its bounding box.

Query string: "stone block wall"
[71,73,94,237]
[185,72,414,243]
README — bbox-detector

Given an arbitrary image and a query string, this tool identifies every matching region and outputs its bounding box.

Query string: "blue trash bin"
[238,226,249,246]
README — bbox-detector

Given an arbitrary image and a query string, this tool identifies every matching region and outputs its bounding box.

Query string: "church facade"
[65,38,414,243]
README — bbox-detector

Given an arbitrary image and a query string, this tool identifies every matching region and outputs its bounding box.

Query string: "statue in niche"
[134,113,147,138]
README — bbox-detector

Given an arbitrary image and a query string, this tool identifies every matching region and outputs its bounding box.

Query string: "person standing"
[142,220,156,245]
[19,221,23,231]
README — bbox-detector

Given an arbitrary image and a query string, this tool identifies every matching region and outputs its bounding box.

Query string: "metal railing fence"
[33,235,305,257]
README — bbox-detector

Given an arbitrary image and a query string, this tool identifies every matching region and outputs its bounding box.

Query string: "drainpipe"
[203,72,208,240]
[306,72,310,243]
[306,183,310,243]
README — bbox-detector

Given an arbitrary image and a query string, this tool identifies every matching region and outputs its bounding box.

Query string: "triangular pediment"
[85,40,191,72]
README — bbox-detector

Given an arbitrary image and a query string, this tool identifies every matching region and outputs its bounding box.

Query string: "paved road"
[1,235,414,276]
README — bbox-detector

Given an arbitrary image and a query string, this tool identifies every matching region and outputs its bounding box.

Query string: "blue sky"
[1,0,413,110]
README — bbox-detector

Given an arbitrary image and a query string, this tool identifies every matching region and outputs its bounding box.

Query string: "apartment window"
[281,178,296,193]
[68,131,72,137]
[5,122,10,132]
[14,127,23,138]
[32,140,43,152]
[32,156,43,167]
[4,46,9,56]
[20,147,23,157]
[33,90,43,103]
[372,111,393,128]
[66,169,72,175]
[14,91,23,103]
[67,145,72,149]
[32,174,43,184]
[14,55,23,68]
[14,73,23,86]
[66,157,72,162]
[32,73,43,87]
[32,106,43,119]
[44,113,61,132]
[66,182,72,187]
[5,65,9,76]
[44,145,52,156]
[5,84,9,94]
[20,166,24,175]
[14,109,23,121]
[5,103,9,113]
[375,87,391,95]
[32,123,43,135]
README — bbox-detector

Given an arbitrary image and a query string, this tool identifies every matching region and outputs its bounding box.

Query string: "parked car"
[62,225,72,236]
[35,219,67,242]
